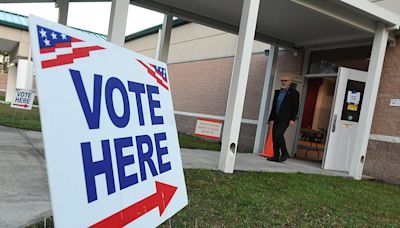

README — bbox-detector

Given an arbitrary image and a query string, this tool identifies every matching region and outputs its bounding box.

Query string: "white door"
[284,75,304,157]
[322,67,368,172]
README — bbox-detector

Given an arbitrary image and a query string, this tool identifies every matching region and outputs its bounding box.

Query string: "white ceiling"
[131,0,400,49]
[1,0,399,50]
[0,38,18,52]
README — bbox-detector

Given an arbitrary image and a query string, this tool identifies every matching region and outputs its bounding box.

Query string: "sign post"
[29,15,187,228]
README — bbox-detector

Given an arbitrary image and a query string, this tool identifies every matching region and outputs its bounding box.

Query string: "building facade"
[0,1,399,184]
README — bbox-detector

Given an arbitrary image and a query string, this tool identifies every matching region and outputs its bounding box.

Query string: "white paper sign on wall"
[29,15,187,228]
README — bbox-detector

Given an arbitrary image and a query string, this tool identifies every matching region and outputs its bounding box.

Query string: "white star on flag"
[39,28,47,38]
[51,32,57,39]
[44,39,50,46]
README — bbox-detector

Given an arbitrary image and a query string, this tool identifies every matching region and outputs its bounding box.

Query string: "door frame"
[291,73,337,158]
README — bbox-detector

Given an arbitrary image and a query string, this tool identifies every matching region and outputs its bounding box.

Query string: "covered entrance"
[3,0,400,180]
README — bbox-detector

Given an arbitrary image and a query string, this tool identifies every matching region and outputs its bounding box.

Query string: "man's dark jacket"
[268,87,300,123]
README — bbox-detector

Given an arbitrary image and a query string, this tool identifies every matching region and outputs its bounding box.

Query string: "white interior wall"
[312,79,335,131]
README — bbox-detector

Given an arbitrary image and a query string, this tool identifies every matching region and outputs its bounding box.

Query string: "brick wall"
[0,73,7,90]
[0,73,37,97]
[365,140,400,185]
[364,37,400,184]
[168,51,303,152]
[0,73,7,96]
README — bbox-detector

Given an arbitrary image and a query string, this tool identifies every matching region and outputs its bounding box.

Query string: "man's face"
[280,75,292,89]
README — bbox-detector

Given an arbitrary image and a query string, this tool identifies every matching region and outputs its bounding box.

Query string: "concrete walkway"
[0,125,349,227]
[0,126,50,228]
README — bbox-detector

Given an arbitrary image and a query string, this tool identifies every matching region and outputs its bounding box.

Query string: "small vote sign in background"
[29,15,187,228]
[10,88,35,110]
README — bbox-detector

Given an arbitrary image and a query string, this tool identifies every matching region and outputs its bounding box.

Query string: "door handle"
[332,114,337,133]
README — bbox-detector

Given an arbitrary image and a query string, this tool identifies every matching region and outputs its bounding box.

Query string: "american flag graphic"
[136,59,169,90]
[37,25,104,69]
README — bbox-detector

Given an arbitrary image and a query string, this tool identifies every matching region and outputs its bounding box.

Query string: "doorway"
[295,77,336,163]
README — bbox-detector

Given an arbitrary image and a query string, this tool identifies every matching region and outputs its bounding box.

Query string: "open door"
[323,67,368,172]
[284,75,304,157]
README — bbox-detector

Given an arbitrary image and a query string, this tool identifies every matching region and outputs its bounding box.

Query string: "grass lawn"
[178,133,221,151]
[159,169,400,227]
[0,100,41,131]
[28,169,400,227]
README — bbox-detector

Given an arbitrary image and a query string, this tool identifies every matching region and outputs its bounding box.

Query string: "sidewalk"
[0,126,50,228]
[0,125,349,227]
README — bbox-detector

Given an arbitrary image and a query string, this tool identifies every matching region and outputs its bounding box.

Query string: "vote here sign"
[10,89,35,110]
[28,15,187,228]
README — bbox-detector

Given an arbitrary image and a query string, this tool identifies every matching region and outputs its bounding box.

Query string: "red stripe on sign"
[71,37,83,42]
[54,42,73,48]
[197,117,223,123]
[40,41,73,53]
[194,133,220,140]
[41,46,104,69]
[136,59,169,91]
[40,47,56,54]
[39,38,82,54]
[90,181,177,228]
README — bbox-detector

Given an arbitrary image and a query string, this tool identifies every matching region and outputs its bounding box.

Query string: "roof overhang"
[1,0,400,50]
[130,0,400,50]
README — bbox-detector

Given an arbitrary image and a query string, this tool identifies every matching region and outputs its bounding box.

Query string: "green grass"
[159,169,400,227]
[27,169,400,227]
[178,133,221,151]
[0,101,41,131]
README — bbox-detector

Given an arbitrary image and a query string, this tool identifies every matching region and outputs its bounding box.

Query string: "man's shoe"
[281,154,288,162]
[267,157,278,162]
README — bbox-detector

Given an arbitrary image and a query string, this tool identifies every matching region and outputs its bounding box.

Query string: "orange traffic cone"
[260,127,274,158]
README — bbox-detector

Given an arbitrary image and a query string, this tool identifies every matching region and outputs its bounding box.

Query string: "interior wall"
[312,78,335,131]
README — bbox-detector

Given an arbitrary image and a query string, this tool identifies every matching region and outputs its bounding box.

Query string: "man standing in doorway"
[268,74,300,162]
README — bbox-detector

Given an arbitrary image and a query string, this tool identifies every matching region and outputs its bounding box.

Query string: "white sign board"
[29,15,187,228]
[194,118,223,139]
[10,88,34,110]
[390,99,400,107]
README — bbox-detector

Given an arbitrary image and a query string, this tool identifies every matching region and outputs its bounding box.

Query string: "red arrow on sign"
[14,103,29,108]
[90,181,178,228]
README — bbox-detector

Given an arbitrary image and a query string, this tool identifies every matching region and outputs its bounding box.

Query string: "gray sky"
[0,2,164,35]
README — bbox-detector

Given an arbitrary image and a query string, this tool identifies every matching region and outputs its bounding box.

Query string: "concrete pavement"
[0,125,50,228]
[0,125,349,227]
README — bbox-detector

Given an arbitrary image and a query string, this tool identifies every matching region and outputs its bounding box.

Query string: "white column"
[5,64,17,102]
[16,59,34,90]
[107,0,129,46]
[156,15,173,63]
[349,22,389,180]
[25,42,34,90]
[56,0,69,25]
[218,0,260,173]
[253,46,279,154]
[155,29,162,59]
